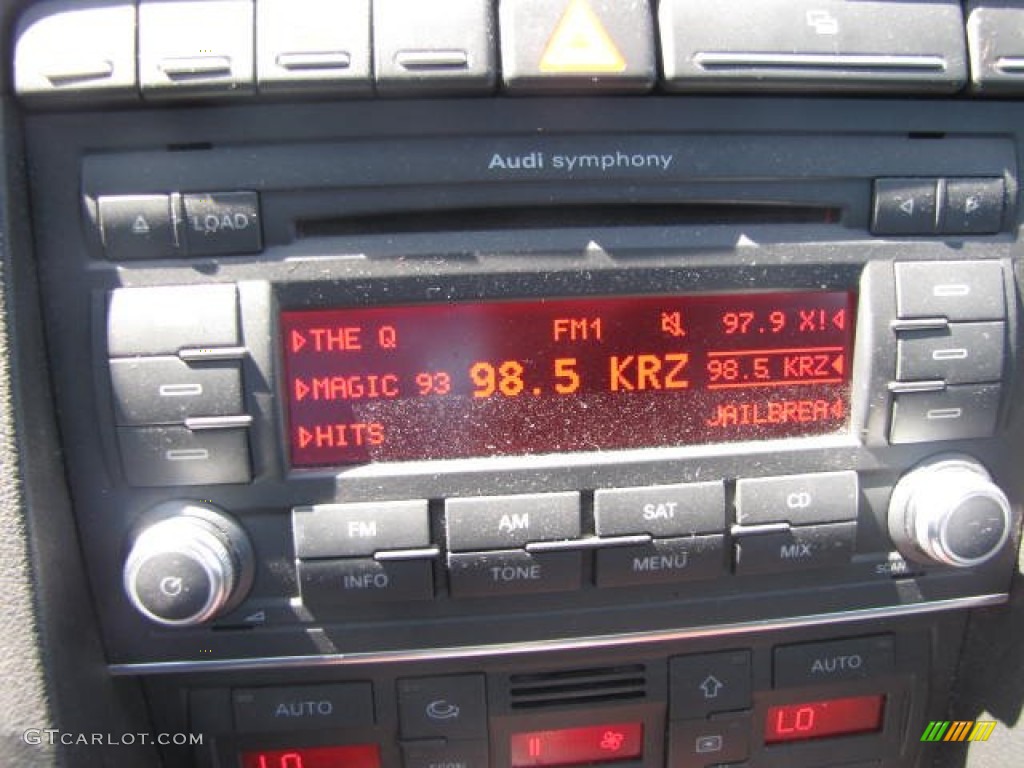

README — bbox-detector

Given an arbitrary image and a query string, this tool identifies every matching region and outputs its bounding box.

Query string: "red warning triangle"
[539,0,627,74]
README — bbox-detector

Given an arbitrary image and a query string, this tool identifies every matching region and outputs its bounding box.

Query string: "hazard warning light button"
[499,0,656,93]
[98,194,179,261]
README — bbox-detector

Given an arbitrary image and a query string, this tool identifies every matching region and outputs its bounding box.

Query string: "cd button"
[292,500,430,558]
[447,549,582,598]
[445,492,580,551]
[594,482,725,536]
[595,535,724,588]
[773,635,895,687]
[670,650,752,719]
[733,522,856,575]
[298,558,433,606]
[735,471,858,526]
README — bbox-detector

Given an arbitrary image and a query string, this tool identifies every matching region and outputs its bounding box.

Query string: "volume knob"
[124,502,253,627]
[888,455,1012,568]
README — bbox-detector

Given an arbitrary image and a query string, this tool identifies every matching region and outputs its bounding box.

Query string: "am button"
[445,492,580,551]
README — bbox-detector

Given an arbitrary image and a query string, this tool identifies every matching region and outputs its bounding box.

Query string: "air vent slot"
[508,665,647,710]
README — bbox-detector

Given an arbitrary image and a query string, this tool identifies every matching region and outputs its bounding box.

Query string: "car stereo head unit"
[13,104,1019,679]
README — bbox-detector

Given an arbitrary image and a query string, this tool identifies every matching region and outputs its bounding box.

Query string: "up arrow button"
[670,650,752,718]
[699,675,724,699]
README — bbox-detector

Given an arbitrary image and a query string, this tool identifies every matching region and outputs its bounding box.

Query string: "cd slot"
[297,202,839,238]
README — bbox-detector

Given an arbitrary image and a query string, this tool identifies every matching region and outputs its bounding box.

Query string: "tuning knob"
[123,501,253,627]
[888,455,1013,568]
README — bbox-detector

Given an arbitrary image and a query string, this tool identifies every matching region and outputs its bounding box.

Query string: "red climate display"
[764,695,886,744]
[240,744,381,768]
[281,291,855,467]
[510,722,644,767]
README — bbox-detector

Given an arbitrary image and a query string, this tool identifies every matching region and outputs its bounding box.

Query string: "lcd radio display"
[282,291,855,467]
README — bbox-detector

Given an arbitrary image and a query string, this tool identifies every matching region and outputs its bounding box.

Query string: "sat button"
[594,482,724,536]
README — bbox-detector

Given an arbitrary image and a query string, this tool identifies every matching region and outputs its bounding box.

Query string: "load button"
[183,191,262,256]
[774,635,895,688]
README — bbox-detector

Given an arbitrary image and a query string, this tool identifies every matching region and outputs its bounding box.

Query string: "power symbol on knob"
[124,501,253,627]
[159,576,184,597]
